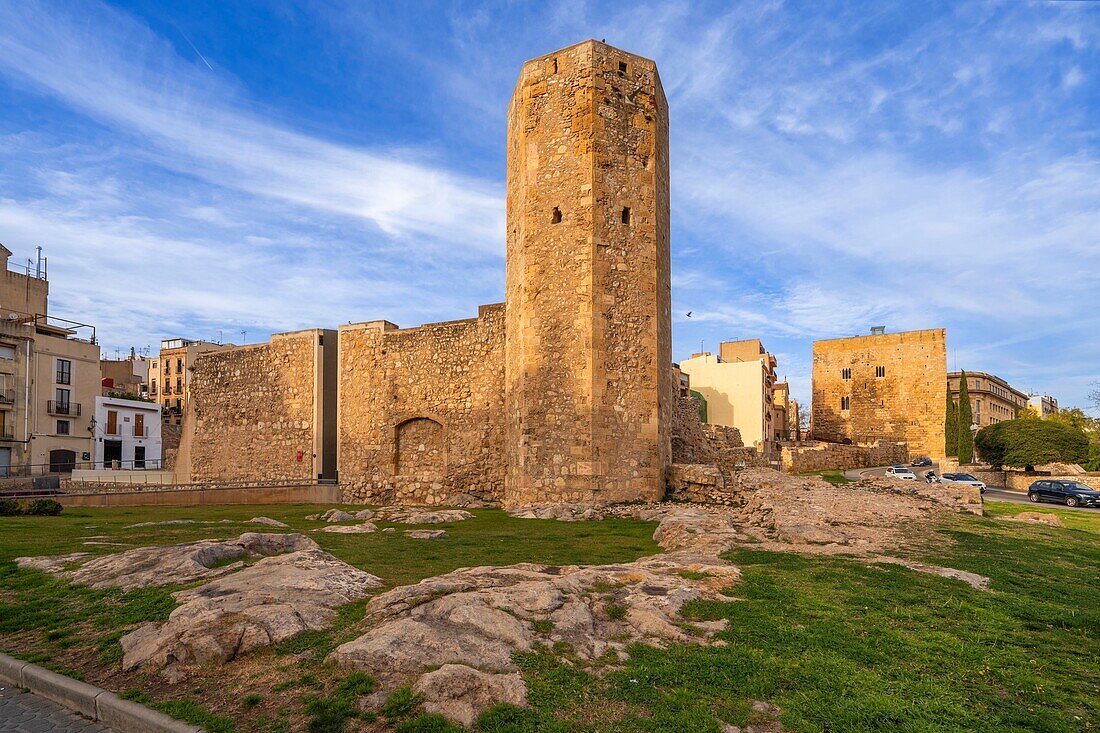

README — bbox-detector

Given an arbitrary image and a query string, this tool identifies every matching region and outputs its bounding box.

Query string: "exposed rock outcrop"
[329,553,740,688]
[17,533,319,591]
[321,522,378,534]
[121,548,382,681]
[413,664,527,727]
[405,529,447,539]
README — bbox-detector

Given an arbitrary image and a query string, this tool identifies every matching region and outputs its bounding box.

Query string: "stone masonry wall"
[812,329,946,461]
[189,331,320,483]
[338,304,506,505]
[504,40,673,506]
[779,440,909,474]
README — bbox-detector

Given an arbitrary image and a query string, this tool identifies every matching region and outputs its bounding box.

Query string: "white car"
[940,473,987,494]
[885,465,916,480]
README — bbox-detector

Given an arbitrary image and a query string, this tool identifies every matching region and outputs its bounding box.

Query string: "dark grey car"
[1028,480,1100,508]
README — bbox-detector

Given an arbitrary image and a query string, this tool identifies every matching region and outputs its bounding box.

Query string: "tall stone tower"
[504,40,673,505]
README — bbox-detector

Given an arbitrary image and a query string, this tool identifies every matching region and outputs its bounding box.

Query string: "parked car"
[911,456,933,467]
[1027,480,1100,508]
[941,472,987,494]
[885,465,916,480]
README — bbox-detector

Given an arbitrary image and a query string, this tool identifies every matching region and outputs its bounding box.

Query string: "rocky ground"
[13,468,988,729]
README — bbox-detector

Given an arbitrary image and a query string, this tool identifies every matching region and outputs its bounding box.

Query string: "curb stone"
[0,651,202,732]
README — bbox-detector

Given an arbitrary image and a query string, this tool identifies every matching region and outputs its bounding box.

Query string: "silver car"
[885,465,916,481]
[940,472,987,494]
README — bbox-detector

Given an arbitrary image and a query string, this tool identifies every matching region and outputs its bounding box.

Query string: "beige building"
[812,328,946,460]
[187,40,675,506]
[152,338,234,425]
[101,354,149,397]
[0,245,100,475]
[1028,394,1058,418]
[679,338,779,452]
[771,381,790,442]
[948,371,1028,427]
[789,398,802,441]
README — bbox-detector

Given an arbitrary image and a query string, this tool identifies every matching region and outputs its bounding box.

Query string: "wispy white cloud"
[0,1,504,252]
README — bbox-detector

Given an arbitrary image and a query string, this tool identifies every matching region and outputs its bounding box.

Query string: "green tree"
[944,390,958,457]
[974,418,1089,468]
[957,371,974,463]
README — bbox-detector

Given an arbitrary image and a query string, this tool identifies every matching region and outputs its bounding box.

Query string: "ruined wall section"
[812,329,946,460]
[504,40,672,505]
[189,331,321,483]
[339,304,506,505]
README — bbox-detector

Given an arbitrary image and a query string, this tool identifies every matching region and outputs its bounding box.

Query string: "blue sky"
[0,1,1097,413]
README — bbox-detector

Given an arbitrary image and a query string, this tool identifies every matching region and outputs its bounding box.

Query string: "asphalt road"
[843,465,1097,510]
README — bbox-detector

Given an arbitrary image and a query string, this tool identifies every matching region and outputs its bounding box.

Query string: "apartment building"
[101,353,150,397]
[948,371,1028,427]
[1028,394,1059,418]
[151,338,234,425]
[0,245,100,475]
[679,339,779,452]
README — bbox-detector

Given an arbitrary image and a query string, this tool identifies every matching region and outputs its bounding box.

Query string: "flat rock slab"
[249,517,289,528]
[375,508,473,524]
[329,551,740,688]
[121,548,383,681]
[321,522,378,534]
[1006,512,1063,527]
[15,553,91,574]
[413,664,527,727]
[16,533,319,591]
[405,529,447,539]
[506,504,604,521]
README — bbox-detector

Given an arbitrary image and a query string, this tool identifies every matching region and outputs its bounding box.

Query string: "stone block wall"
[812,329,946,461]
[338,304,506,505]
[188,330,332,483]
[779,440,909,473]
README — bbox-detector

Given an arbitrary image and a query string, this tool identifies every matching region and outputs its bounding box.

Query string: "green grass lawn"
[798,469,855,485]
[1,501,1098,732]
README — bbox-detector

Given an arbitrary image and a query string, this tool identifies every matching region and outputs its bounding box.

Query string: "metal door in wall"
[0,447,10,477]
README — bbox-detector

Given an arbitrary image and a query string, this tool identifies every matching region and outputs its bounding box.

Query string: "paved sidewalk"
[0,684,116,732]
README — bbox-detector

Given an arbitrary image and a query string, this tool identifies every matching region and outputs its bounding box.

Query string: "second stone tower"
[504,40,673,505]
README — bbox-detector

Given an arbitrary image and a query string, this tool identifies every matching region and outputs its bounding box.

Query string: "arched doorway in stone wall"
[394,417,445,480]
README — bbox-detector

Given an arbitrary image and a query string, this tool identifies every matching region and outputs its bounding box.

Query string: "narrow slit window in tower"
[621,207,631,225]
[618,61,627,75]
[552,58,558,74]
[551,207,562,224]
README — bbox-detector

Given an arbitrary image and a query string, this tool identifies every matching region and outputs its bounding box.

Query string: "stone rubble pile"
[505,503,605,521]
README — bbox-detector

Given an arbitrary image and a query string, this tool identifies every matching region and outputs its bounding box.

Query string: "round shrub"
[24,498,64,516]
[0,498,22,516]
[975,419,1089,468]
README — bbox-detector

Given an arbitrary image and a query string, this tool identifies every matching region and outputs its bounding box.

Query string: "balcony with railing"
[0,388,15,404]
[47,400,81,416]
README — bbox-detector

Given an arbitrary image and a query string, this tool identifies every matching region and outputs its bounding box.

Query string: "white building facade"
[92,395,162,469]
